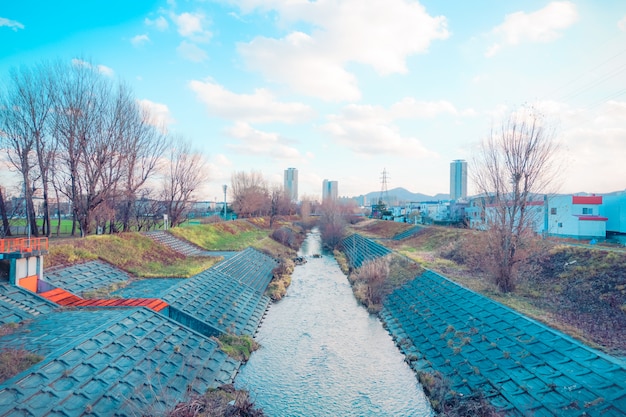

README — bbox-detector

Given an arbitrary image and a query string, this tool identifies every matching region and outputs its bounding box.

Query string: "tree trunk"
[0,188,11,237]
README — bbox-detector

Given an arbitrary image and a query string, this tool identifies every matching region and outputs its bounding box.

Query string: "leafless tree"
[0,186,11,237]
[230,170,270,218]
[52,59,132,236]
[472,105,560,292]
[318,199,347,249]
[0,64,55,237]
[161,138,207,227]
[116,86,168,232]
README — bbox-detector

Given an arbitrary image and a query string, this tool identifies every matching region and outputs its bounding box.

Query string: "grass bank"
[47,233,219,278]
[353,220,626,355]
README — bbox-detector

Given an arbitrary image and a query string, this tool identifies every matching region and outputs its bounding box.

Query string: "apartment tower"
[284,168,298,202]
[450,159,467,201]
[322,179,338,201]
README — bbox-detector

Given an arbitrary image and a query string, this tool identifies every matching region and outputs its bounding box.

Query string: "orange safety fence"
[0,237,48,254]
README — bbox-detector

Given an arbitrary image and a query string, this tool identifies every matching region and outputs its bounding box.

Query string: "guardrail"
[0,237,49,254]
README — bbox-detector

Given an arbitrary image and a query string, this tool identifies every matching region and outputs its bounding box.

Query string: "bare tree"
[116,87,168,232]
[0,64,54,237]
[318,199,347,249]
[161,138,207,227]
[52,59,131,236]
[230,170,269,218]
[472,106,560,292]
[0,186,11,237]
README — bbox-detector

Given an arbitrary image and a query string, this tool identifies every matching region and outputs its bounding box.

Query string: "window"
[582,207,593,215]
[550,208,557,215]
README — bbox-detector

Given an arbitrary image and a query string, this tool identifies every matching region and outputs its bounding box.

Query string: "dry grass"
[348,219,626,355]
[347,218,414,239]
[47,233,219,278]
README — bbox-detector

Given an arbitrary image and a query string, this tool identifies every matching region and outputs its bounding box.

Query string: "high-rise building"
[450,160,467,201]
[322,179,338,201]
[284,168,298,202]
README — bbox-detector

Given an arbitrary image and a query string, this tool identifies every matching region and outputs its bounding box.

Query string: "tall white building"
[322,179,338,201]
[284,168,298,202]
[450,160,467,201]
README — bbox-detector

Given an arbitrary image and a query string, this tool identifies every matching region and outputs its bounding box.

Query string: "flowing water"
[235,229,432,417]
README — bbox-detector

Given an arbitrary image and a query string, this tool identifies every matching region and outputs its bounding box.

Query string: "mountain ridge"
[357,187,449,203]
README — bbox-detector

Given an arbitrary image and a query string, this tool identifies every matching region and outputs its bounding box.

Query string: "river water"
[235,229,432,417]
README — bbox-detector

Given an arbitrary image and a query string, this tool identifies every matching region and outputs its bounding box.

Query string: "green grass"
[214,333,259,361]
[47,233,219,277]
[170,220,268,250]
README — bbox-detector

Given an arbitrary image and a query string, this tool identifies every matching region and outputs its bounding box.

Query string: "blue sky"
[1,0,625,201]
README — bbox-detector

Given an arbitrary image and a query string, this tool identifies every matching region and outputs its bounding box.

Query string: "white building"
[467,194,608,239]
[546,195,607,238]
[601,192,626,234]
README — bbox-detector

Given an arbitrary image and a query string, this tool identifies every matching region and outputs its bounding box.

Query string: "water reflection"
[235,229,432,417]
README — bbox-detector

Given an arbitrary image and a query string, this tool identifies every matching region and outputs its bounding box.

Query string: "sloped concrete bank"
[341,234,626,417]
[0,244,278,416]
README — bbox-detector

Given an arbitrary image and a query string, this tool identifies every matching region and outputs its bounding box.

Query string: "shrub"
[165,384,265,417]
[270,227,296,249]
[213,334,259,362]
[0,348,43,383]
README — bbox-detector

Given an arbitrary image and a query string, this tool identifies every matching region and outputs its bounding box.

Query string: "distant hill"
[358,187,449,204]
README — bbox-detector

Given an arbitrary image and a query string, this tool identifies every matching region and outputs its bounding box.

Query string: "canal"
[235,229,432,416]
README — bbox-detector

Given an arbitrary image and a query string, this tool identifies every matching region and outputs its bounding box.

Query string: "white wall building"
[601,192,626,234]
[467,194,608,239]
[546,195,607,238]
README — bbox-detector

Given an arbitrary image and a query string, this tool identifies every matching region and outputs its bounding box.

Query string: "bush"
[0,348,43,383]
[349,256,390,311]
[165,384,265,417]
[270,227,296,249]
[213,334,259,362]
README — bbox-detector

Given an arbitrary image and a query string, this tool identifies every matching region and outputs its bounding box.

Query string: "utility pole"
[223,185,227,219]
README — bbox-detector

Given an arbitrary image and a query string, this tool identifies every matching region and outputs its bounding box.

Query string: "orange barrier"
[0,237,48,254]
[39,288,169,312]
[19,275,38,293]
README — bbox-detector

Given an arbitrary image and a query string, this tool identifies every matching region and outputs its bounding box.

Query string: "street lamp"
[223,185,227,219]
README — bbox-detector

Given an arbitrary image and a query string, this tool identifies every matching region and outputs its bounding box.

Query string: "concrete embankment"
[0,242,278,416]
[341,234,626,416]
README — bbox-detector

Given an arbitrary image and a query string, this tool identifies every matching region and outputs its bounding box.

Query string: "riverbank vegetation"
[46,233,219,277]
[0,322,43,383]
[214,334,259,362]
[417,370,503,417]
[351,220,626,355]
[165,384,264,417]
[348,254,423,313]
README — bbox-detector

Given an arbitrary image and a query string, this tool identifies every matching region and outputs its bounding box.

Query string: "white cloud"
[145,16,169,31]
[137,99,175,128]
[189,80,315,123]
[0,17,24,31]
[486,1,578,57]
[618,15,626,31]
[131,34,150,47]
[322,104,438,158]
[172,12,211,43]
[71,59,115,77]
[236,0,449,101]
[177,40,208,62]
[224,122,303,160]
[97,65,114,77]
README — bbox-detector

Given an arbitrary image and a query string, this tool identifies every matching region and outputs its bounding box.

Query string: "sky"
[1,0,625,202]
